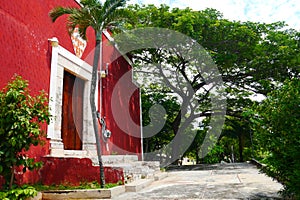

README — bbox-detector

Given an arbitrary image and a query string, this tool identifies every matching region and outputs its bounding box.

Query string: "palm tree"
[49,0,127,188]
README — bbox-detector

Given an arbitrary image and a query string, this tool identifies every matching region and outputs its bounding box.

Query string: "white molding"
[47,41,97,157]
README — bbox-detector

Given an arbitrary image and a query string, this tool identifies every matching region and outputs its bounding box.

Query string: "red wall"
[14,157,124,186]
[100,33,142,158]
[0,0,95,92]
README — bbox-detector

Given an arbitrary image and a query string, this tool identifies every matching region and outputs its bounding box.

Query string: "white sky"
[127,0,300,31]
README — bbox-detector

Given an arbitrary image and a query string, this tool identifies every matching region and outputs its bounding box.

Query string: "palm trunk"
[90,31,105,188]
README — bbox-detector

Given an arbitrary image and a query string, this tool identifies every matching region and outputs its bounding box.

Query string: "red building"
[0,0,142,186]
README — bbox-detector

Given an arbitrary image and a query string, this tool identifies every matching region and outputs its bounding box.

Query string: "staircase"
[101,155,161,183]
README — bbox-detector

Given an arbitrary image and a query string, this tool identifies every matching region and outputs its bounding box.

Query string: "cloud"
[127,0,300,30]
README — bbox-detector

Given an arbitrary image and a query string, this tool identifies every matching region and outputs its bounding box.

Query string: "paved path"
[113,163,283,199]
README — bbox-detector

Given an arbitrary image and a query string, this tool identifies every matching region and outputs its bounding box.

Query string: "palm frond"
[49,6,78,22]
[67,8,93,39]
[105,9,130,31]
[49,0,128,39]
[80,0,101,7]
[102,0,127,24]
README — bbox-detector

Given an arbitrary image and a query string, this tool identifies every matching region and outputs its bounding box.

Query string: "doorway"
[61,70,84,150]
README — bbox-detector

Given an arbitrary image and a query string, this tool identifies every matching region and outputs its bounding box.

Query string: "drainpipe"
[139,88,144,161]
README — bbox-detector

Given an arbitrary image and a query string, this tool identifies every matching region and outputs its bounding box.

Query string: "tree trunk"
[196,146,200,164]
[238,133,244,162]
[9,166,14,189]
[171,110,181,162]
[90,31,105,188]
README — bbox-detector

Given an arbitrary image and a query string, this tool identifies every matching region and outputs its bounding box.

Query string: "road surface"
[113,163,283,199]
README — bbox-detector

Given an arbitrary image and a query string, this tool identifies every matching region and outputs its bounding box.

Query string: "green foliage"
[220,114,254,162]
[0,185,37,200]
[141,85,180,154]
[123,4,300,164]
[252,79,300,198]
[49,0,128,39]
[203,143,224,164]
[0,75,51,188]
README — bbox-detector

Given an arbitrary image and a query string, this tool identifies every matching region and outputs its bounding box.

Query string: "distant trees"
[141,86,180,155]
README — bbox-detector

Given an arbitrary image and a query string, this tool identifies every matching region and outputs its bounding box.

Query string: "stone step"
[90,155,161,183]
[102,155,139,165]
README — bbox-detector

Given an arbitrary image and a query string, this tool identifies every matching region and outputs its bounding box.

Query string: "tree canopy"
[117,4,300,164]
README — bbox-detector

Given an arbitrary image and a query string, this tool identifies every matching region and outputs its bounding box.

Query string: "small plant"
[0,185,37,200]
[0,75,51,189]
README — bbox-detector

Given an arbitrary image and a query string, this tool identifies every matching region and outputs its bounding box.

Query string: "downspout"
[139,88,144,161]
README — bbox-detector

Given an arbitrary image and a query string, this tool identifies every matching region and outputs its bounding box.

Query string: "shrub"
[0,185,37,200]
[0,75,51,189]
[253,79,300,198]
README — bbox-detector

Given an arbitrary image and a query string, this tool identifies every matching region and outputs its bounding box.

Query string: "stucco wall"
[0,0,95,92]
[101,32,142,157]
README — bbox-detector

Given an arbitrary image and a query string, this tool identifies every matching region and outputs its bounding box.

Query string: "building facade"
[0,0,142,185]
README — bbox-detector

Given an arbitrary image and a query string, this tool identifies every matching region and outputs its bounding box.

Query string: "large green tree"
[49,0,128,187]
[121,4,300,162]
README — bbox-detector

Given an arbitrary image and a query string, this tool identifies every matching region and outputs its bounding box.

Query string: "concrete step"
[125,178,154,192]
[102,155,139,165]
[154,172,168,181]
[90,155,161,183]
[124,172,168,192]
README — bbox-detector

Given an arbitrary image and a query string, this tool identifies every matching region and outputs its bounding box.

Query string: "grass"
[32,181,123,191]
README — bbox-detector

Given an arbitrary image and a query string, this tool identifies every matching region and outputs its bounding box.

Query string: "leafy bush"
[0,75,51,189]
[203,143,224,164]
[0,185,37,200]
[252,79,300,198]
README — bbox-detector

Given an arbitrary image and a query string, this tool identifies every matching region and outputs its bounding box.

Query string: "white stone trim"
[47,42,97,157]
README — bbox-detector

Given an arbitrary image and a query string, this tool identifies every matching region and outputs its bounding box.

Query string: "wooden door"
[61,71,84,150]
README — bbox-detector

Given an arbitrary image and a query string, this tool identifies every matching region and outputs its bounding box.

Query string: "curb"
[250,159,266,168]
[41,185,125,200]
